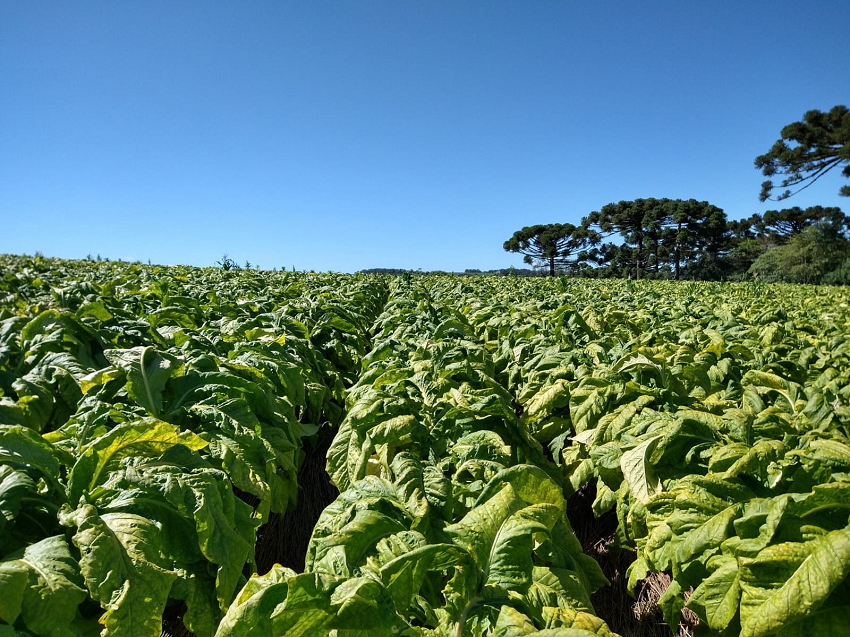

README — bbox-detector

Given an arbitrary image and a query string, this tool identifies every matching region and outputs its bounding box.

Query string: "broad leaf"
[67,419,206,504]
[104,347,178,417]
[0,536,87,637]
[60,505,178,637]
[739,528,850,637]
[620,435,662,503]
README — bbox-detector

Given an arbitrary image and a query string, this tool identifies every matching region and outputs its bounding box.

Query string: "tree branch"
[766,157,843,201]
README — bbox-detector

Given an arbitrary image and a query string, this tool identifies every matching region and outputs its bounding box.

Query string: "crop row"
[217,279,618,636]
[0,256,388,636]
[417,277,850,636]
[234,275,850,636]
[2,256,850,637]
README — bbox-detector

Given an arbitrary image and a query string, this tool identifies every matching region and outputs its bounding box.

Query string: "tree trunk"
[549,256,555,277]
[635,237,642,280]
[674,221,681,280]
[674,246,681,280]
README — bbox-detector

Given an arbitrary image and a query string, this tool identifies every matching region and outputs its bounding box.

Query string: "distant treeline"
[498,105,850,284]
[357,267,544,277]
[361,204,850,284]
[504,202,850,285]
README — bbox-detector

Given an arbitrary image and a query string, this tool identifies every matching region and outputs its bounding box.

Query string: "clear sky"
[1,2,848,272]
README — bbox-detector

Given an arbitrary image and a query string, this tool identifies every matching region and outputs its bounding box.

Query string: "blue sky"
[1,2,848,272]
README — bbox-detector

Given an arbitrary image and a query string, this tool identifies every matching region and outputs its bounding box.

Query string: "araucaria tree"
[584,198,726,279]
[503,223,596,276]
[755,105,850,201]
[758,206,847,243]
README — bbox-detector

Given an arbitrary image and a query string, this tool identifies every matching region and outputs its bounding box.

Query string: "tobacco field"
[1,254,850,637]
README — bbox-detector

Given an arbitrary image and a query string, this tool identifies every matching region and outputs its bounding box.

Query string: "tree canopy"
[759,205,846,242]
[503,223,597,276]
[755,105,850,201]
[719,206,848,279]
[503,202,850,284]
[748,214,850,284]
[583,198,726,279]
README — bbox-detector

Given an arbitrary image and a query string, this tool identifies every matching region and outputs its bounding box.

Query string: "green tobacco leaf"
[741,370,801,413]
[190,397,291,516]
[626,556,649,596]
[0,425,62,494]
[327,576,407,634]
[473,465,566,514]
[542,605,617,635]
[75,301,113,322]
[657,578,684,632]
[0,376,54,433]
[368,530,428,567]
[675,503,742,566]
[214,566,293,635]
[0,535,87,637]
[771,605,850,637]
[326,419,366,492]
[521,379,571,437]
[553,304,598,340]
[424,462,452,516]
[216,568,407,637]
[739,528,850,637]
[305,477,415,573]
[587,395,655,447]
[728,496,790,557]
[551,521,609,595]
[67,419,207,504]
[525,566,596,616]
[569,381,611,434]
[203,430,282,519]
[785,482,850,523]
[451,430,513,468]
[20,310,104,367]
[446,481,561,594]
[0,465,37,528]
[117,463,259,613]
[166,368,286,422]
[494,605,538,637]
[791,439,850,475]
[617,353,663,376]
[589,442,623,491]
[169,567,219,637]
[79,367,123,395]
[311,508,409,577]
[368,414,422,445]
[591,481,616,517]
[379,543,463,610]
[214,568,333,637]
[104,346,178,417]
[389,452,431,523]
[494,604,611,637]
[722,439,787,486]
[571,428,597,446]
[687,556,741,631]
[620,435,662,504]
[61,505,178,637]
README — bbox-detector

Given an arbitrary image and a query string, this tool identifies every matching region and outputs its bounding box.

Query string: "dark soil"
[161,424,340,637]
[255,424,340,574]
[566,482,697,637]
